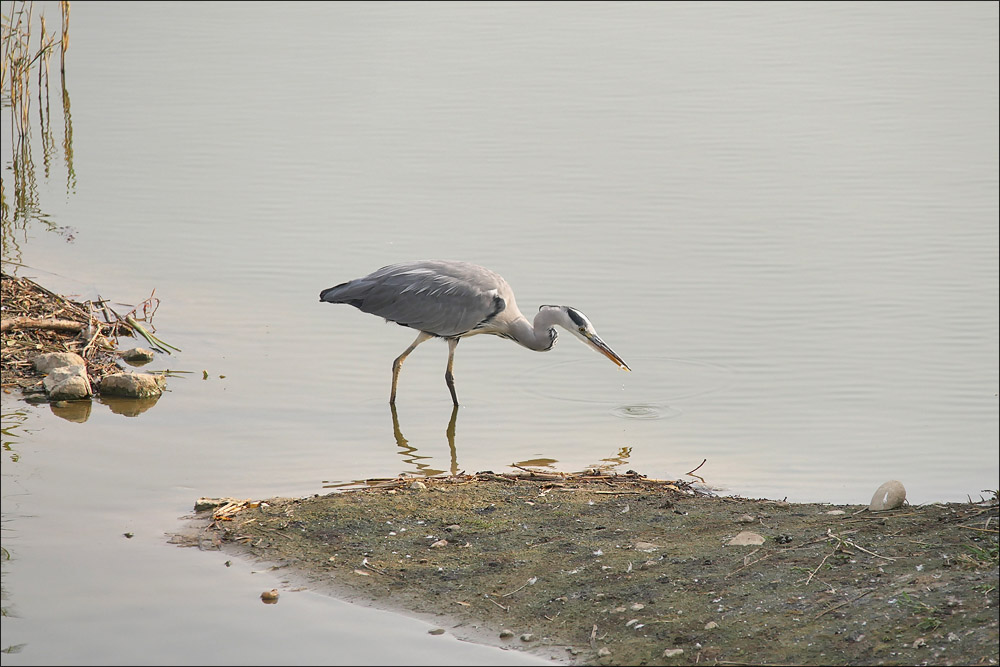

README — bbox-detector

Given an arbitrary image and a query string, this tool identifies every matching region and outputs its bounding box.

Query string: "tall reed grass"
[1,0,72,263]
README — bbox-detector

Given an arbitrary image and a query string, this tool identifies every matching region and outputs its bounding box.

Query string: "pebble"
[520,633,536,642]
[499,630,514,639]
[663,648,684,658]
[869,480,906,511]
[597,647,612,657]
[727,531,766,546]
[704,621,719,630]
[428,628,445,636]
[410,481,427,490]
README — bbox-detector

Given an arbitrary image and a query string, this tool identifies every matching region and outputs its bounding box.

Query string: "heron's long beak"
[586,333,631,372]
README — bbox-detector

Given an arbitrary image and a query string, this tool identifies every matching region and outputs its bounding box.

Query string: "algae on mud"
[189,471,999,666]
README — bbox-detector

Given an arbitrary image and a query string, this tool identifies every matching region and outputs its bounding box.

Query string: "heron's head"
[538,305,631,371]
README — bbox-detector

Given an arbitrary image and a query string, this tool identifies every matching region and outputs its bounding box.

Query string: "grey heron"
[319,260,630,405]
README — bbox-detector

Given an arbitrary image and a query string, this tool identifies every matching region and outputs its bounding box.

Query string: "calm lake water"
[2,1,997,664]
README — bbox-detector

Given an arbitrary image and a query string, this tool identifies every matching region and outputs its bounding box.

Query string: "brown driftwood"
[0,317,86,334]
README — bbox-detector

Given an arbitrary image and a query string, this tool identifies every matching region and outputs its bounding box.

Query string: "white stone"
[727,531,766,546]
[869,480,906,511]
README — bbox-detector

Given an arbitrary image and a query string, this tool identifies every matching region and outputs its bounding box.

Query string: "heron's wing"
[320,261,507,337]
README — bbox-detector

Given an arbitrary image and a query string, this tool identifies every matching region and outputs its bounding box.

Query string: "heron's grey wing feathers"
[320,261,507,337]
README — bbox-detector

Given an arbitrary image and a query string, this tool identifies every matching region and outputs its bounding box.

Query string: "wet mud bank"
[188,472,998,665]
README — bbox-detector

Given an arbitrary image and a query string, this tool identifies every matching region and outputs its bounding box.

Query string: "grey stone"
[34,352,86,373]
[120,347,155,364]
[42,365,92,400]
[98,373,165,398]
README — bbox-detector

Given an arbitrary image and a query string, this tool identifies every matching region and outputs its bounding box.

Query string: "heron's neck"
[507,308,562,352]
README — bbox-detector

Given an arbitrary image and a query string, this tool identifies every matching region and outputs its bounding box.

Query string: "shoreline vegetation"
[2,1,74,266]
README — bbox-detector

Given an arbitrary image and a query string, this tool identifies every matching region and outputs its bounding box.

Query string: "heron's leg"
[445,337,460,406]
[390,331,434,404]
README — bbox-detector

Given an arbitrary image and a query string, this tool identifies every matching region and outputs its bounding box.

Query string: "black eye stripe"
[566,308,587,327]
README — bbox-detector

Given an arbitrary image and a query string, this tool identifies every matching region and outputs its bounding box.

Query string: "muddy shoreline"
[186,472,998,666]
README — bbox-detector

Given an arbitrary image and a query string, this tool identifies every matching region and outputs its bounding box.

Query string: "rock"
[428,628,445,635]
[736,514,756,523]
[410,481,427,490]
[727,531,766,546]
[34,352,86,373]
[42,365,92,400]
[430,539,448,548]
[260,589,279,603]
[499,630,514,639]
[120,347,155,364]
[597,647,612,657]
[520,633,536,642]
[869,480,906,511]
[663,648,684,658]
[634,541,660,552]
[704,621,719,630]
[98,372,165,398]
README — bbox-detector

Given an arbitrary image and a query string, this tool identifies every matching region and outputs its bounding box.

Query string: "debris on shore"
[1,271,175,405]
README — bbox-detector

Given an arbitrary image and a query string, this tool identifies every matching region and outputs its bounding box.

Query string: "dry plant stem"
[686,458,708,476]
[802,551,834,586]
[827,529,897,561]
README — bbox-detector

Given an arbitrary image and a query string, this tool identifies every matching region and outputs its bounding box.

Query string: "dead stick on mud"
[502,577,537,598]
[813,588,875,619]
[485,596,509,612]
[726,550,775,578]
[802,551,834,585]
[589,624,597,649]
[957,525,999,534]
[828,529,897,561]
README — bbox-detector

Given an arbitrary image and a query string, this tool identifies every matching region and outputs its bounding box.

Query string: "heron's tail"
[319,280,368,309]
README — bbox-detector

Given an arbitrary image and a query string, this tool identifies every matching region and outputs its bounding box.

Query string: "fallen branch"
[1,316,85,334]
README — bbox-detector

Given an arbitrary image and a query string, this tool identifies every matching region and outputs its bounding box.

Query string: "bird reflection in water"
[390,404,459,477]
